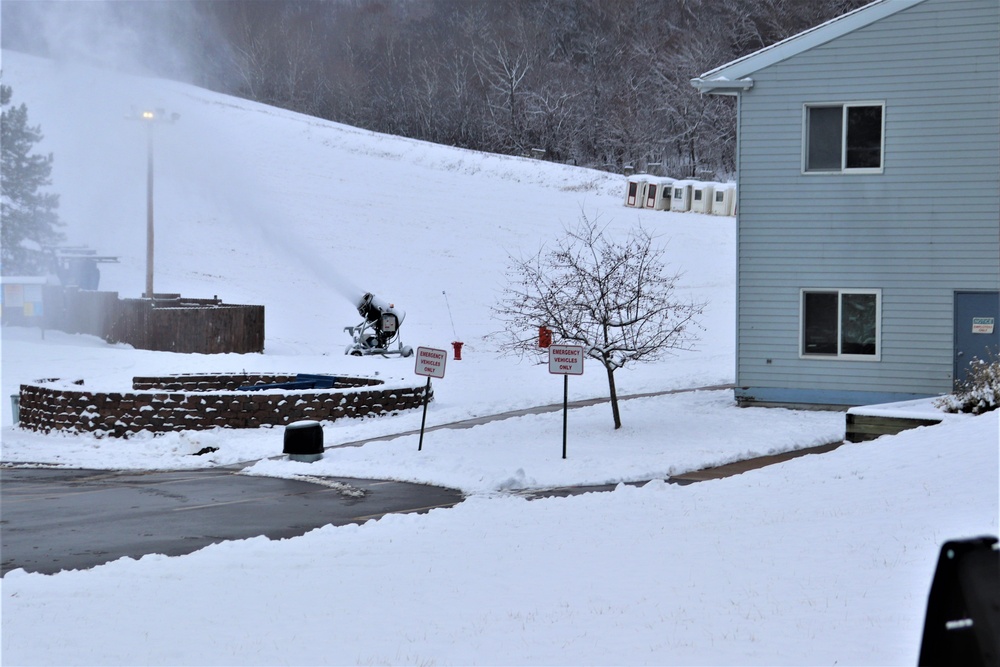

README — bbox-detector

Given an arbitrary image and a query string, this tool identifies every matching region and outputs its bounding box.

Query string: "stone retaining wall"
[17,373,430,437]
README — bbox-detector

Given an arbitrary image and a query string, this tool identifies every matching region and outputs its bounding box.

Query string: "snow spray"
[255,222,364,307]
[129,90,369,312]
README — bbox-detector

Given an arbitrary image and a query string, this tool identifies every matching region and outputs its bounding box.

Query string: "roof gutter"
[689,77,754,95]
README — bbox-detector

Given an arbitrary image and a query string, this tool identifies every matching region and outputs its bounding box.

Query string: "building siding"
[734,0,1000,405]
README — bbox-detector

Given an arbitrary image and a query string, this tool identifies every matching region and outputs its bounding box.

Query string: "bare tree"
[474,37,536,153]
[493,215,705,429]
[221,2,281,104]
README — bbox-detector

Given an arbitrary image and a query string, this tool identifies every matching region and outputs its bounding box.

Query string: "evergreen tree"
[1,83,63,275]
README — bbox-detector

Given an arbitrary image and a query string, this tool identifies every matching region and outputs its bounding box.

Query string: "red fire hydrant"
[452,341,464,360]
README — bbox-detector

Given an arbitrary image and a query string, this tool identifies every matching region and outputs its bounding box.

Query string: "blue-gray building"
[692,0,1000,408]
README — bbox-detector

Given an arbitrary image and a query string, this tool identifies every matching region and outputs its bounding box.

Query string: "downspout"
[689,75,752,394]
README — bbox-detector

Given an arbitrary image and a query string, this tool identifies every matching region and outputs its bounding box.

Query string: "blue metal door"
[954,291,1000,386]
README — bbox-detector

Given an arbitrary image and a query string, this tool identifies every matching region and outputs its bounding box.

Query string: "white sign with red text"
[415,346,447,378]
[548,344,584,375]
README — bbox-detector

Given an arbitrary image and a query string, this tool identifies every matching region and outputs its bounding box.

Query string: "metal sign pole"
[562,374,569,459]
[414,346,447,452]
[548,343,583,460]
[418,376,431,451]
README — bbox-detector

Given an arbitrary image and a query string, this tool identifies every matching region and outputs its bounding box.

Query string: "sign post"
[548,344,584,459]
[414,346,447,451]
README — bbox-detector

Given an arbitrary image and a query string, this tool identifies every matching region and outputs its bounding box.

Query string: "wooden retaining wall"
[17,374,430,438]
[845,413,943,443]
[2,287,264,354]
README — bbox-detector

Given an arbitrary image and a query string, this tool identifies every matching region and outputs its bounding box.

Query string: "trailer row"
[624,175,736,216]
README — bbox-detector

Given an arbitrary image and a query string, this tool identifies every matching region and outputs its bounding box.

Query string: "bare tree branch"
[491,213,705,429]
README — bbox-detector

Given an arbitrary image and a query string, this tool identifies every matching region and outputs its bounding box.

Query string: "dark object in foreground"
[918,536,999,667]
[284,420,324,462]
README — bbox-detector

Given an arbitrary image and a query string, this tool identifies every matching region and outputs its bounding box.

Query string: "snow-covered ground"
[1,51,997,666]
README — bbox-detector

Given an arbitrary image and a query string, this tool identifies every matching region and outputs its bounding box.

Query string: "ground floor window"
[801,289,881,359]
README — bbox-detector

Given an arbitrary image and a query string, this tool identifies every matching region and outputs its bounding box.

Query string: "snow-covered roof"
[690,0,928,94]
[626,174,676,185]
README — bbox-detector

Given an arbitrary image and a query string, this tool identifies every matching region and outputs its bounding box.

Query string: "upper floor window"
[804,102,884,173]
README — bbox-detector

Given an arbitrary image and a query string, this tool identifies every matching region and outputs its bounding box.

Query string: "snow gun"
[344,292,414,358]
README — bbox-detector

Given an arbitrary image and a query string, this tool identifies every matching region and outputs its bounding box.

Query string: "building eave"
[690,77,754,95]
[692,0,929,94]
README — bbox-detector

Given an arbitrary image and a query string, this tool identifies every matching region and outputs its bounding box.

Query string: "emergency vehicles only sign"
[548,344,584,375]
[415,346,447,378]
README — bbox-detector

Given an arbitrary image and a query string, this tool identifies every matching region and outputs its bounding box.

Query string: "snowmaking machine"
[344,292,414,357]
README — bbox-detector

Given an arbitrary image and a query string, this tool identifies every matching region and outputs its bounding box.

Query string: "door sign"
[972,317,995,334]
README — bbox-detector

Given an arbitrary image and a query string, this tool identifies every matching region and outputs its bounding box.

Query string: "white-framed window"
[803,102,884,173]
[800,288,881,360]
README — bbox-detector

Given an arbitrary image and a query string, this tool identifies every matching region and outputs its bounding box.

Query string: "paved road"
[1,438,844,575]
[1,383,844,576]
[0,467,463,575]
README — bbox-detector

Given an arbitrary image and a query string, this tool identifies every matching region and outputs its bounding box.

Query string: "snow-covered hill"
[2,51,731,353]
[1,48,737,416]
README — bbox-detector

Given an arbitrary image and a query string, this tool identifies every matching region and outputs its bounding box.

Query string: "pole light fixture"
[128,107,179,298]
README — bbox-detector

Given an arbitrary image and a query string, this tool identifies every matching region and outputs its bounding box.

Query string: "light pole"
[130,108,178,298]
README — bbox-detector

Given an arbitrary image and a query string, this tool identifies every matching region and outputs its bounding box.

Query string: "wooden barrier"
[845,413,942,443]
[1,287,264,354]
